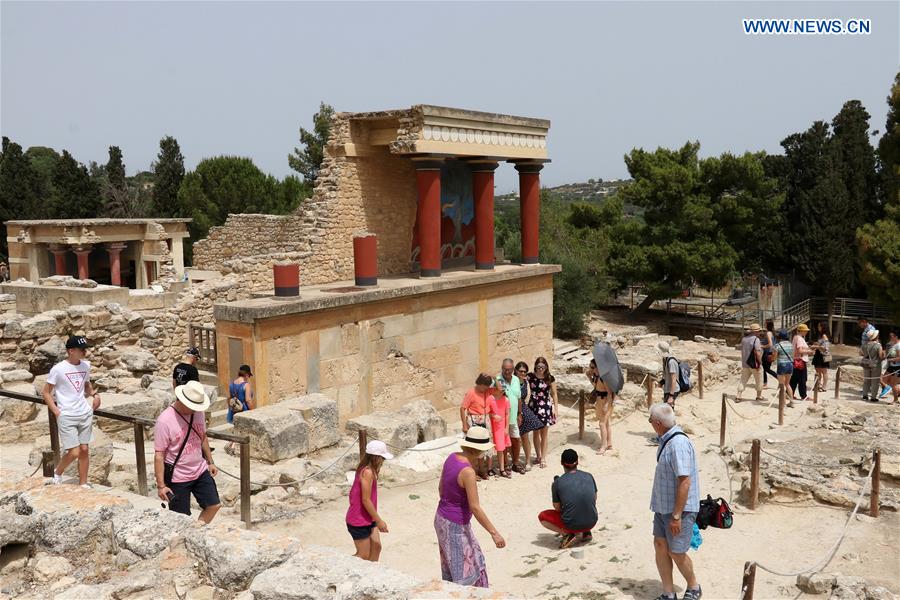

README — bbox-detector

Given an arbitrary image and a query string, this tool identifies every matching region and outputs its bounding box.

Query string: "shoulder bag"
[163,411,195,486]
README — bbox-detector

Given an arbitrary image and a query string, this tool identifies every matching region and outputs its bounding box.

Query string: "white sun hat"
[174,380,211,412]
[459,426,494,451]
[364,440,394,460]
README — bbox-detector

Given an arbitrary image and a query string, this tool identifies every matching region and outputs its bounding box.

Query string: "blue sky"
[2,1,897,193]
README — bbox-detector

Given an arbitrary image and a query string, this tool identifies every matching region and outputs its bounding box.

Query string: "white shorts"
[509,422,520,439]
[58,412,93,450]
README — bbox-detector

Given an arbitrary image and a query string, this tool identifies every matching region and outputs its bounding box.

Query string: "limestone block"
[33,555,73,583]
[95,393,165,433]
[346,410,419,451]
[796,573,836,594]
[30,336,66,374]
[53,583,114,599]
[287,393,339,452]
[554,373,594,406]
[232,404,309,463]
[0,369,34,384]
[119,349,161,373]
[0,512,38,546]
[184,522,300,591]
[405,399,447,441]
[20,314,60,339]
[113,507,194,558]
[0,385,39,423]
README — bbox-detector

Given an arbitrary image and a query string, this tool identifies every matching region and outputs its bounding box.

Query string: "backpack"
[697,495,733,529]
[665,357,692,393]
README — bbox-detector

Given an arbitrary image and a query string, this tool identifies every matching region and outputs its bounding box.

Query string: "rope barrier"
[725,395,777,421]
[384,439,461,453]
[757,446,864,469]
[748,459,876,577]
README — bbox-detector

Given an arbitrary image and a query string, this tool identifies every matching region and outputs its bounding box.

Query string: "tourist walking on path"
[736,323,763,402]
[648,402,702,600]
[154,380,220,523]
[43,336,101,487]
[346,439,393,562]
[760,321,778,388]
[773,329,794,395]
[461,373,499,479]
[490,380,511,478]
[587,359,615,454]
[790,324,813,403]
[811,323,832,392]
[861,329,884,402]
[538,448,598,549]
[434,426,505,588]
[659,342,680,407]
[172,347,201,389]
[526,357,558,469]
[515,360,542,472]
[882,331,900,403]
[226,364,254,454]
[495,359,524,474]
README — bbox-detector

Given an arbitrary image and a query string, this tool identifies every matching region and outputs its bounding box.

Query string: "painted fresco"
[411,161,475,263]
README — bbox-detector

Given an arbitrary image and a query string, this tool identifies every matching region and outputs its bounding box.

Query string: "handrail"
[0,388,251,526]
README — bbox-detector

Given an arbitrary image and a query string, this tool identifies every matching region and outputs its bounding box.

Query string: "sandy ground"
[256,379,900,600]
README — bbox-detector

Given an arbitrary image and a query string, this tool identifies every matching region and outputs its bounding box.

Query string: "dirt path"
[257,380,900,599]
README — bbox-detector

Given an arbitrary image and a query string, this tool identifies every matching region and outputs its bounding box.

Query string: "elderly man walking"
[649,402,702,600]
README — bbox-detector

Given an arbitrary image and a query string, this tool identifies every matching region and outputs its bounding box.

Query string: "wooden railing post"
[646,377,653,408]
[719,393,727,449]
[47,407,60,463]
[871,448,881,518]
[750,439,760,510]
[834,367,841,399]
[358,428,368,459]
[778,385,785,426]
[578,391,585,440]
[133,422,148,497]
[42,450,55,478]
[813,379,819,404]
[697,361,704,399]
[240,440,251,527]
[741,562,757,600]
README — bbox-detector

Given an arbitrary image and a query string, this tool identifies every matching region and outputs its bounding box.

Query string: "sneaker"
[879,386,891,399]
[653,594,678,600]
[80,483,93,490]
[46,473,61,485]
[862,396,869,402]
[683,586,702,600]
[581,532,593,543]
[559,533,577,549]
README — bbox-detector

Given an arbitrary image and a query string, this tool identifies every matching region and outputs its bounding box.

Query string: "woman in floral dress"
[526,356,558,468]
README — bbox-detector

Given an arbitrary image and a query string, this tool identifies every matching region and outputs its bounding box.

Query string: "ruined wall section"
[190,110,419,285]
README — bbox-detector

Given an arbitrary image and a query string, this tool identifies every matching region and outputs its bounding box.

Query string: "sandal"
[487,469,497,477]
[539,460,547,469]
[501,470,512,479]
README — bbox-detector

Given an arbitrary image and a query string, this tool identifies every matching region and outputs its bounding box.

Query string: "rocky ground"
[1,313,898,599]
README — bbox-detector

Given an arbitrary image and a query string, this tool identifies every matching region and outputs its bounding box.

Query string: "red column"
[50,246,68,276]
[515,163,545,264]
[73,246,92,280]
[106,243,126,286]
[471,161,499,270]
[353,233,378,286]
[414,159,443,277]
[273,263,300,296]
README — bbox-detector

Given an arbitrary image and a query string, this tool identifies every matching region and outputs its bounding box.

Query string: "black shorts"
[347,521,376,540]
[167,469,220,516]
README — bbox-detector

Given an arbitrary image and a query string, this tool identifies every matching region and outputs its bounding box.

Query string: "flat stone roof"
[4,218,192,227]
[214,264,561,324]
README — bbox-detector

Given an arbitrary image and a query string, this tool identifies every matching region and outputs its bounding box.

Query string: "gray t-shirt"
[551,470,598,530]
[740,335,761,366]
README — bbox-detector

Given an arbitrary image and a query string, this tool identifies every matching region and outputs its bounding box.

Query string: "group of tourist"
[459,357,559,478]
[734,317,900,405]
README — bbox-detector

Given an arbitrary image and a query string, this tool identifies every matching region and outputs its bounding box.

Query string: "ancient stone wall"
[191,111,419,284]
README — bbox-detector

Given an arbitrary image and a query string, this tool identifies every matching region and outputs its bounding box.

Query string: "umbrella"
[592,341,624,394]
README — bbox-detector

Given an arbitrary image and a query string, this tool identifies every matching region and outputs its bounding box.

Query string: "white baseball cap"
[365,439,394,460]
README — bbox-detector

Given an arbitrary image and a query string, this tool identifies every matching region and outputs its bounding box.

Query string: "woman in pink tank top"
[346,439,393,561]
[434,426,506,588]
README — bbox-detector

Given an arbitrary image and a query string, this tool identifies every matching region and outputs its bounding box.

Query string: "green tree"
[0,138,42,258]
[49,150,101,218]
[831,100,879,223]
[25,146,60,206]
[152,136,185,217]
[611,142,738,312]
[780,122,856,300]
[858,73,900,319]
[177,156,307,246]
[288,101,334,185]
[106,146,126,190]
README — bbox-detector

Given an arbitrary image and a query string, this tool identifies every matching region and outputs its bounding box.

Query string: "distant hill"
[497,178,640,216]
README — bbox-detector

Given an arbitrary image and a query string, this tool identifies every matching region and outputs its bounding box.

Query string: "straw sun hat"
[174,380,211,412]
[460,426,494,451]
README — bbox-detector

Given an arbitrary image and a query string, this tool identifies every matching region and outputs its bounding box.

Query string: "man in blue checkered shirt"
[649,402,702,600]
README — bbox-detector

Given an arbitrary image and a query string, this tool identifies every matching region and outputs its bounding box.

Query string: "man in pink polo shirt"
[154,380,220,523]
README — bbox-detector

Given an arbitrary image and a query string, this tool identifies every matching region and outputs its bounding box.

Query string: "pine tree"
[0,138,41,258]
[152,136,185,217]
[288,102,334,185]
[106,146,126,190]
[50,150,102,218]
[831,100,879,223]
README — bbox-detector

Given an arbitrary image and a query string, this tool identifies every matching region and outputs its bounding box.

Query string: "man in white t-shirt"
[42,336,101,487]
